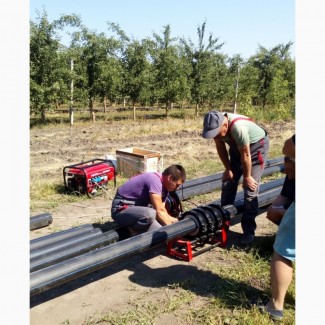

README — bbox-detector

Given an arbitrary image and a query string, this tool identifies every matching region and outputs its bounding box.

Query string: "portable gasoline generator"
[63,158,116,197]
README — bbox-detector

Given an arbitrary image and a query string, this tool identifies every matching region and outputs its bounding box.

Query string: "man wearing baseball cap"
[202,110,269,246]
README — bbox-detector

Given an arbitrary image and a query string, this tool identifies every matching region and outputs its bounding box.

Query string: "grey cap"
[202,111,225,138]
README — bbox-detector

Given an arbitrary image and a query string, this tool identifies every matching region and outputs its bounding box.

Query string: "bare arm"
[239,144,257,191]
[266,194,291,225]
[214,138,230,169]
[282,137,295,158]
[150,192,178,225]
[214,138,233,181]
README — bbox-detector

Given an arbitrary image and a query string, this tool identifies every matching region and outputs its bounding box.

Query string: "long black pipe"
[178,157,283,191]
[30,178,284,296]
[177,158,284,200]
[30,178,283,273]
[30,158,283,246]
[30,230,119,272]
[177,165,283,200]
[30,224,95,251]
[30,213,53,231]
[30,204,235,296]
[210,177,285,211]
[30,228,103,260]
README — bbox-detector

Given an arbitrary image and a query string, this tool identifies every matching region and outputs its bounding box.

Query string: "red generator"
[63,158,116,197]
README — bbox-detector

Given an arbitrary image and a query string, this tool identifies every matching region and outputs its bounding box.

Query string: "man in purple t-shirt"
[111,165,186,236]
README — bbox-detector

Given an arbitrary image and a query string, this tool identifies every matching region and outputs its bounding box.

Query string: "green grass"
[80,246,295,325]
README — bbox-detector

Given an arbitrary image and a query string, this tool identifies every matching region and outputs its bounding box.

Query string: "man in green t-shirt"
[202,110,269,246]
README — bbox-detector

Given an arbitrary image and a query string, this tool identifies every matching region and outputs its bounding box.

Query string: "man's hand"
[266,205,286,225]
[170,217,179,224]
[222,169,234,182]
[243,175,258,191]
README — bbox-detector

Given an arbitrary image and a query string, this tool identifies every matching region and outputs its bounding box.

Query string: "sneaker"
[240,233,254,246]
[259,304,283,321]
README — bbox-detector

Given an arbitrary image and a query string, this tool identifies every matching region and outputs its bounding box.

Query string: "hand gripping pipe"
[30,204,236,296]
[176,157,284,200]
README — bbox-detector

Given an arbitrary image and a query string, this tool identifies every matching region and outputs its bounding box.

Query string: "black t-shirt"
[281,175,295,207]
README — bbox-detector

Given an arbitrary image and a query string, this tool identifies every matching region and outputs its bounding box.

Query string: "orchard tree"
[226,54,245,113]
[121,39,152,120]
[206,52,229,109]
[151,25,190,116]
[181,21,224,116]
[249,42,294,110]
[72,27,119,121]
[30,10,81,122]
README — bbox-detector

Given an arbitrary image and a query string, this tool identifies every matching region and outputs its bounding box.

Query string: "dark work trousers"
[221,136,269,236]
[111,192,162,233]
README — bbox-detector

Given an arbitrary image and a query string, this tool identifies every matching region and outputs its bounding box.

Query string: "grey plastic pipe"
[30,204,234,296]
[30,230,119,272]
[30,224,95,251]
[30,228,102,259]
[30,213,53,231]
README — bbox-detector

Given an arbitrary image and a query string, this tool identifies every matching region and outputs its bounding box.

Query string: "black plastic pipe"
[177,160,284,200]
[30,228,103,260]
[210,177,284,212]
[30,224,95,251]
[30,204,235,296]
[178,156,283,191]
[30,230,119,272]
[30,178,284,296]
[30,213,53,231]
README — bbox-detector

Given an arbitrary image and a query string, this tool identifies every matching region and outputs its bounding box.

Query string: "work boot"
[240,233,254,246]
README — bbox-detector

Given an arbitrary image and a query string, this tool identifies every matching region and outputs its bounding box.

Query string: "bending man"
[202,110,269,246]
[111,165,186,236]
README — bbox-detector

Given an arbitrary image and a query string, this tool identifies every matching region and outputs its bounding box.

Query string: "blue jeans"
[221,136,269,236]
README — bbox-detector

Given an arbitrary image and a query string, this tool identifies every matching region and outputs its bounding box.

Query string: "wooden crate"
[116,147,163,178]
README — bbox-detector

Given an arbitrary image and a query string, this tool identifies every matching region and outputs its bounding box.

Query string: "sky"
[30,0,295,60]
[2,0,325,324]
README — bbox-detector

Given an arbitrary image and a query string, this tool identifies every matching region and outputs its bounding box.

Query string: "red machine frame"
[63,158,116,197]
[166,220,230,262]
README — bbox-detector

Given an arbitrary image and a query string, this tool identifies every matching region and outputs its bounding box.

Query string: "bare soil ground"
[29,117,295,324]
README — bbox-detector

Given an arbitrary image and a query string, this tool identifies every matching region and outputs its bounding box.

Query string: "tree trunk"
[165,102,168,118]
[89,98,96,122]
[41,109,46,123]
[103,97,107,113]
[69,107,74,126]
[195,103,199,117]
[133,103,136,121]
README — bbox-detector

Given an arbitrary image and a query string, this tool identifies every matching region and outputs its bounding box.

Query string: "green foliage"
[30,13,295,123]
[30,10,82,120]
